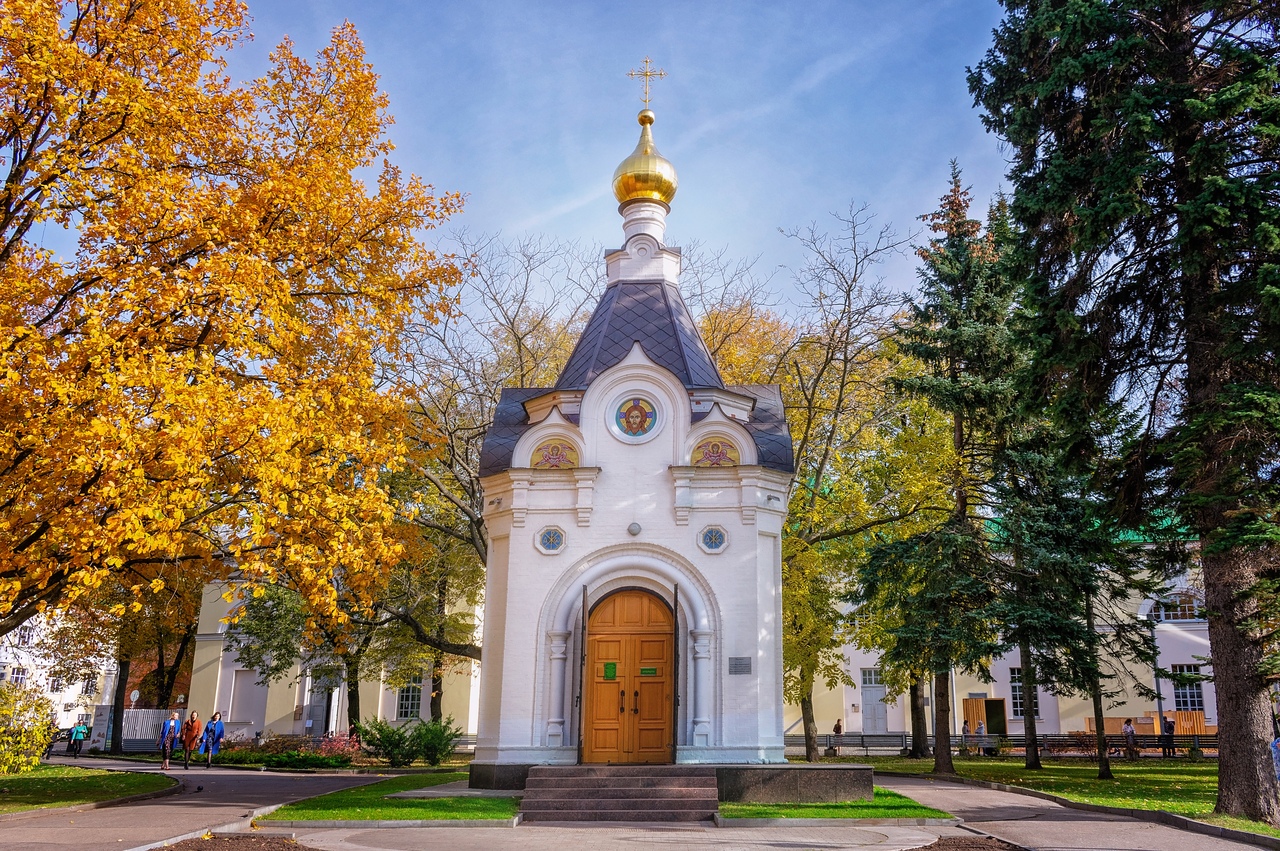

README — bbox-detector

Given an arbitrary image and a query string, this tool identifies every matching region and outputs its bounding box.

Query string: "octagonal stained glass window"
[537,527,565,554]
[700,526,727,553]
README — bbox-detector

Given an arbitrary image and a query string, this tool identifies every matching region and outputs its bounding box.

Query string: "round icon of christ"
[614,397,657,438]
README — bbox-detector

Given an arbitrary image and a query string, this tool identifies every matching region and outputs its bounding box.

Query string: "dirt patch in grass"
[928,838,1022,850]
[163,837,299,851]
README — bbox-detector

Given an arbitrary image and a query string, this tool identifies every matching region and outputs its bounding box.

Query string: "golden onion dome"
[612,109,678,206]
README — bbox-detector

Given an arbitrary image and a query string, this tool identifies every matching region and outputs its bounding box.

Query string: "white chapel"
[470,103,795,781]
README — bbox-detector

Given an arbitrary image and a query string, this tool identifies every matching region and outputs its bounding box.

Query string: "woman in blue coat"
[198,711,224,768]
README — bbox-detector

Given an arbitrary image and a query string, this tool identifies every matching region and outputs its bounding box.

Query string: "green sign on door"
[603,662,616,680]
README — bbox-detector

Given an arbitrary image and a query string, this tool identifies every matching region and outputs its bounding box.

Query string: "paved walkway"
[877,775,1262,851]
[0,757,382,851]
[6,759,1273,851]
[274,822,958,851]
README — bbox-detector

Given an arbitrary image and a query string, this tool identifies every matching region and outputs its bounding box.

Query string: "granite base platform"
[468,762,873,803]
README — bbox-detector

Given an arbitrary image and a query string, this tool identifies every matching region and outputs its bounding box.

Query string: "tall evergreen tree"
[972,1,1280,821]
[855,166,1017,774]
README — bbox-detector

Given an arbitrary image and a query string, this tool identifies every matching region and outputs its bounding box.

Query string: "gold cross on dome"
[627,57,667,106]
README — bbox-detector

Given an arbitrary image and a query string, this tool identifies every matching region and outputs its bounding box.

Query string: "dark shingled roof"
[476,280,794,478]
[477,384,794,478]
[478,387,548,479]
[554,280,724,390]
[729,384,795,474]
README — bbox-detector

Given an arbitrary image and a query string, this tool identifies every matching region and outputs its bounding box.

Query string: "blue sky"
[230,0,1011,295]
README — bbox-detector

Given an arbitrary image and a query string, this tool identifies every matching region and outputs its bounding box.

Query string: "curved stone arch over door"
[537,549,720,757]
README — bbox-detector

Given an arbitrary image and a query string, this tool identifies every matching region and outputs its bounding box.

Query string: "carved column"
[546,630,571,747]
[690,629,713,746]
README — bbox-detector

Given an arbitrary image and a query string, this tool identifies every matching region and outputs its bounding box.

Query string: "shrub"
[315,734,362,761]
[415,718,455,766]
[357,717,418,767]
[412,717,463,766]
[0,684,56,774]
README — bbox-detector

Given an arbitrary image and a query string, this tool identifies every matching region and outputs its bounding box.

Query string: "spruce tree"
[855,166,1017,774]
[972,1,1280,821]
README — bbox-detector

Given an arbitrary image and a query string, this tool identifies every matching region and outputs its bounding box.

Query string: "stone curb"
[125,803,285,851]
[0,771,183,823]
[261,815,522,829]
[713,814,961,828]
[878,770,1280,851]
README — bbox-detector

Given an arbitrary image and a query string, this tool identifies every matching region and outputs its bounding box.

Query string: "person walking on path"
[156,711,181,770]
[198,711,224,768]
[1123,718,1138,760]
[1161,715,1176,758]
[69,720,88,757]
[181,710,203,770]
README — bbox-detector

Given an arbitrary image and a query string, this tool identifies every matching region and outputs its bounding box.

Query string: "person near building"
[962,719,971,749]
[1122,718,1138,760]
[198,711,224,768]
[181,710,203,770]
[975,720,987,756]
[833,719,843,737]
[156,711,181,770]
[1161,715,1176,757]
[69,720,88,757]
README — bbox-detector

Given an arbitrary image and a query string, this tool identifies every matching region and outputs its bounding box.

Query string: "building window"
[698,525,728,554]
[397,674,423,721]
[76,713,91,725]
[1172,664,1205,712]
[16,625,34,646]
[861,668,884,688]
[1152,594,1202,621]
[49,676,63,693]
[11,667,27,686]
[81,675,97,696]
[1010,668,1040,718]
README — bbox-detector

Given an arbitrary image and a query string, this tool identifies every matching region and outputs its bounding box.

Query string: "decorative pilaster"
[573,468,596,526]
[545,630,572,747]
[690,629,713,747]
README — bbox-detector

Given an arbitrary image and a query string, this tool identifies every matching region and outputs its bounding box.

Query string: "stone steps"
[520,765,719,823]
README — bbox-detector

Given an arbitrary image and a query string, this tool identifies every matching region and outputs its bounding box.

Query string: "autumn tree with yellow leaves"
[705,206,954,762]
[0,0,462,635]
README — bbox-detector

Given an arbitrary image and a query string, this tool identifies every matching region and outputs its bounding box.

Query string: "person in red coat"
[180,711,203,770]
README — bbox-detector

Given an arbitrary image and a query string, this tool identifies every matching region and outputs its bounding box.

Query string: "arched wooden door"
[582,589,674,764]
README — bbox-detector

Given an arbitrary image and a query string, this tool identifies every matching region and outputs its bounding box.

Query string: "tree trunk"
[1020,635,1041,769]
[932,671,954,774]
[344,655,361,733]
[156,624,195,709]
[1085,597,1112,780]
[1205,546,1279,822]
[909,675,931,757]
[109,654,130,755]
[430,660,444,724]
[800,680,819,762]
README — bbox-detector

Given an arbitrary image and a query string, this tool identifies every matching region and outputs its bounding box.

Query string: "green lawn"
[719,786,951,819]
[260,772,518,821]
[852,756,1280,840]
[0,764,175,814]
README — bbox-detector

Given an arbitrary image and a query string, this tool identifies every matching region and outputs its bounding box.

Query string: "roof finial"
[627,56,667,107]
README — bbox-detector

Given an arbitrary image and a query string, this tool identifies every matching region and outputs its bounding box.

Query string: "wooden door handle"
[620,689,626,714]
[632,690,639,714]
